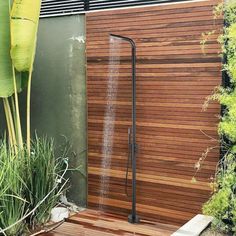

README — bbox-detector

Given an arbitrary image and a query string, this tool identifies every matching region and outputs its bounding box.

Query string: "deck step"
[171,214,213,236]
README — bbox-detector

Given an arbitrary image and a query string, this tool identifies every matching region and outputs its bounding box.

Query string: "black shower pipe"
[110,34,140,224]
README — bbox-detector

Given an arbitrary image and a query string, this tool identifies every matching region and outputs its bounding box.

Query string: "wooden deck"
[43,209,178,236]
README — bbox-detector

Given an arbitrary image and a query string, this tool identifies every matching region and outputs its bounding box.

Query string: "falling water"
[99,37,121,210]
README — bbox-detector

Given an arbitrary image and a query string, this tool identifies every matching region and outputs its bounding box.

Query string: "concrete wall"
[31,15,87,206]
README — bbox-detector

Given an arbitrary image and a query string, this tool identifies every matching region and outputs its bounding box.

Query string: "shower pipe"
[109,34,140,224]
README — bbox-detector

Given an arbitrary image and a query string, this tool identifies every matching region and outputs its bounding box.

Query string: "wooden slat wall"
[87,0,223,225]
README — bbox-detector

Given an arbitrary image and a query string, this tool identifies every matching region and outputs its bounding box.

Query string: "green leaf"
[0,1,14,98]
[10,0,42,72]
[0,2,29,98]
[228,23,236,40]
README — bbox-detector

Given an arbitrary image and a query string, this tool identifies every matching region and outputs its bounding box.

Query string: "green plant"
[0,2,72,235]
[0,139,27,236]
[203,154,236,233]
[200,1,236,234]
[0,1,23,150]
[0,137,69,235]
[25,136,69,229]
[0,0,42,152]
[11,0,42,152]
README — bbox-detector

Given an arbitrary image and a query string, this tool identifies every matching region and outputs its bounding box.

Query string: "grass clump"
[25,137,69,230]
[0,136,69,235]
[0,139,26,235]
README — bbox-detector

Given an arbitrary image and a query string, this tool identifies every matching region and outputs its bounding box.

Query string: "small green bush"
[203,153,236,233]
[26,136,69,229]
[0,139,26,236]
[0,136,69,235]
[202,1,236,234]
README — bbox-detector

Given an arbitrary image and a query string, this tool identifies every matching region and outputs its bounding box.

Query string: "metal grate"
[40,0,194,17]
[40,0,85,17]
[88,0,192,10]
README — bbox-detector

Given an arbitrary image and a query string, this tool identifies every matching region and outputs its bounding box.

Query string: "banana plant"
[0,2,13,98]
[0,0,42,152]
[0,1,23,150]
[11,0,42,153]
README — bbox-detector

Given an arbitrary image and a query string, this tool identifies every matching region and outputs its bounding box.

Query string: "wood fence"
[87,0,222,225]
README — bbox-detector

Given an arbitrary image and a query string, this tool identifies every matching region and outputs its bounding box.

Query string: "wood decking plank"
[43,210,178,236]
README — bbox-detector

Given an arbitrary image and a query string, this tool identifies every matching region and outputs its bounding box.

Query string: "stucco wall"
[32,15,87,206]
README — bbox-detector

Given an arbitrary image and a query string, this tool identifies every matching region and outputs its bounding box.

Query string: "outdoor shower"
[110,34,140,224]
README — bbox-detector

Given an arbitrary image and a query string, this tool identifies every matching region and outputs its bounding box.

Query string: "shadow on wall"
[30,15,87,207]
[0,103,5,135]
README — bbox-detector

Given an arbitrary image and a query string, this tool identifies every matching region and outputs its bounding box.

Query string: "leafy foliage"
[0,1,33,98]
[0,1,71,235]
[0,137,69,235]
[202,1,236,234]
[0,0,42,151]
[11,0,42,72]
[0,1,14,98]
[25,137,69,229]
[203,153,236,233]
[0,139,27,236]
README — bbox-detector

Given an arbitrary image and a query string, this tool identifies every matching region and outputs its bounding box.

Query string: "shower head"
[110,34,136,48]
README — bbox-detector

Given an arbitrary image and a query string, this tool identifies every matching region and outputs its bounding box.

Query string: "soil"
[201,227,231,236]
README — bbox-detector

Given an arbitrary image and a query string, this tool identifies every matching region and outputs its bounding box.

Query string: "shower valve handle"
[128,128,138,154]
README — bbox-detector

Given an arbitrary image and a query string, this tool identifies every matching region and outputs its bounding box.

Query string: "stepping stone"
[171,214,213,236]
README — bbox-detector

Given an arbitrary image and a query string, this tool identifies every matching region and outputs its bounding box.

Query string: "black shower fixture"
[110,34,139,224]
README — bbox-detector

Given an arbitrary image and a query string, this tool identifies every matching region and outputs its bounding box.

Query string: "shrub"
[0,137,69,235]
[202,1,236,234]
[25,136,69,230]
[0,139,26,236]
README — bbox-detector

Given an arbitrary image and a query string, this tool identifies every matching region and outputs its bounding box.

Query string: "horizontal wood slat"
[43,209,178,236]
[87,0,222,226]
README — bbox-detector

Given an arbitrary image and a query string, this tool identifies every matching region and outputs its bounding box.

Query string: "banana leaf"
[10,0,42,72]
[0,1,14,98]
[0,2,29,98]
